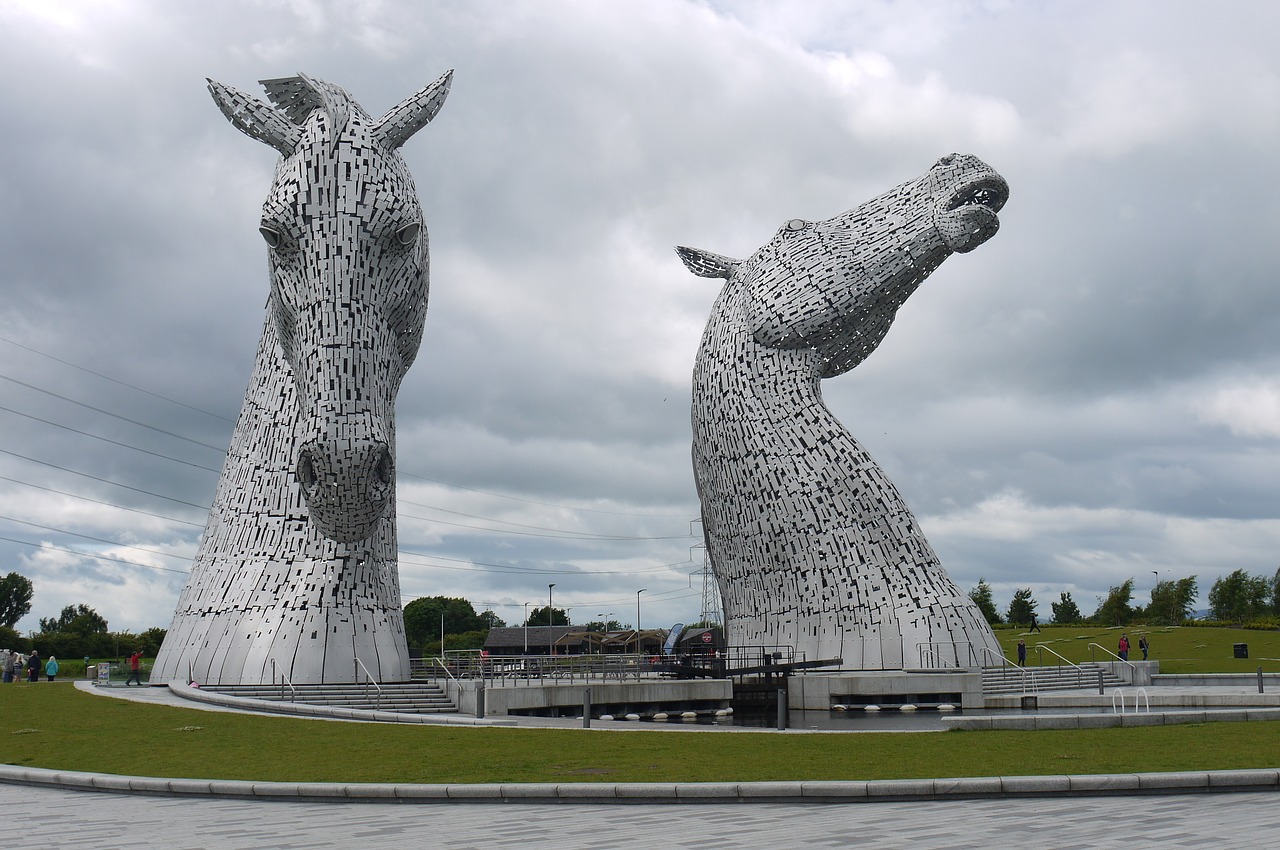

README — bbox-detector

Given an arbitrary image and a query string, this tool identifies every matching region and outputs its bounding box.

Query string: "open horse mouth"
[936,174,1008,254]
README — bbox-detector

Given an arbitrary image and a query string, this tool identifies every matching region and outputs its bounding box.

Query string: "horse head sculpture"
[207,72,451,542]
[680,154,1009,669]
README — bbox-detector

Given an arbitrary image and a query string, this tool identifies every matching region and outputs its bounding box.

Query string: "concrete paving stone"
[290,782,344,799]
[998,716,1038,730]
[445,783,507,799]
[89,774,134,792]
[674,782,739,799]
[1208,709,1249,722]
[799,780,869,799]
[249,782,304,798]
[1208,769,1279,788]
[932,775,1003,796]
[1067,773,1141,792]
[1074,713,1118,728]
[165,778,215,795]
[1000,774,1071,794]
[737,781,804,799]
[1138,771,1209,790]
[865,778,935,797]
[208,780,258,797]
[1032,715,1078,730]
[1118,713,1162,727]
[555,783,617,799]
[128,776,176,794]
[390,784,450,800]
[498,783,562,799]
[345,783,400,799]
[613,783,678,799]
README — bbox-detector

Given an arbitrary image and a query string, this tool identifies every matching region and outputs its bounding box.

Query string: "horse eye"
[395,222,420,246]
[259,226,282,249]
[785,219,808,232]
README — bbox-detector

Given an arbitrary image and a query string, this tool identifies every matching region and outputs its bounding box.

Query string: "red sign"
[701,632,713,643]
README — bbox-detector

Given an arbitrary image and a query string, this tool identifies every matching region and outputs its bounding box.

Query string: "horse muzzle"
[295,435,394,542]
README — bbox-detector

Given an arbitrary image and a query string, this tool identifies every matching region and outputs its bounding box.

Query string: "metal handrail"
[1111,686,1150,714]
[1087,642,1137,684]
[916,641,978,668]
[354,657,383,710]
[1031,644,1087,688]
[271,660,296,702]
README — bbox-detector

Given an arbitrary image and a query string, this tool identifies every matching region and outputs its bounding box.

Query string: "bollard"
[583,688,592,728]
[1098,670,1104,695]
[776,688,787,731]
[475,681,485,719]
[1259,666,1265,695]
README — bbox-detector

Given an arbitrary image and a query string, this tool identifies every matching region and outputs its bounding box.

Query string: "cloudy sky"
[2,0,1278,638]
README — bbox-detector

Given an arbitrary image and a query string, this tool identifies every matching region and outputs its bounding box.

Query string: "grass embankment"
[1,685,1277,784]
[994,625,1280,673]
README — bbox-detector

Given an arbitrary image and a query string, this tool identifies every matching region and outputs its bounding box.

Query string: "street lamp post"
[523,602,531,654]
[636,589,646,655]
[548,583,556,656]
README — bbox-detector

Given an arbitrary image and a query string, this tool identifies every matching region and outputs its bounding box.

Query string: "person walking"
[1118,634,1130,661]
[125,650,144,686]
[1028,613,1042,633]
[2,650,13,684]
[1017,639,1027,666]
[26,650,40,683]
[1139,635,1149,660]
[44,656,58,682]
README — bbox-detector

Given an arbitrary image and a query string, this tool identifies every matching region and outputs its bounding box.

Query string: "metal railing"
[354,657,382,710]
[414,646,802,686]
[1111,686,1150,714]
[1087,643,1137,684]
[917,641,983,668]
[1032,644,1089,688]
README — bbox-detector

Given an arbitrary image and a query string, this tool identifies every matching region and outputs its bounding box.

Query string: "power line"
[0,447,210,510]
[0,533,190,575]
[0,334,234,423]
[0,404,222,473]
[0,514,195,564]
[0,372,226,452]
[398,470,693,519]
[0,475,204,528]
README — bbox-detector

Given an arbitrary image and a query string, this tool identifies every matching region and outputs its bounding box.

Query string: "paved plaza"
[3,783,1278,849]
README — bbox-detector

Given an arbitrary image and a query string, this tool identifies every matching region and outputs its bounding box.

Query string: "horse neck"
[692,286,830,432]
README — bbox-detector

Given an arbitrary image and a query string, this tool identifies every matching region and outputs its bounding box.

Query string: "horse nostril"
[373,446,393,487]
[297,448,317,490]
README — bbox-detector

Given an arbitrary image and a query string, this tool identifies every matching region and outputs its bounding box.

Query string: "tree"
[1208,569,1270,623]
[1148,576,1198,625]
[524,606,568,627]
[38,604,108,636]
[477,610,506,629]
[1051,591,1083,624]
[584,619,625,633]
[1006,588,1038,626]
[402,597,486,649]
[0,572,34,628]
[1092,578,1135,626]
[1272,566,1280,616]
[968,578,1001,625]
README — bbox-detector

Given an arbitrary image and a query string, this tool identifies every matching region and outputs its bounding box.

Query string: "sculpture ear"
[207,79,300,156]
[676,246,740,280]
[372,70,453,149]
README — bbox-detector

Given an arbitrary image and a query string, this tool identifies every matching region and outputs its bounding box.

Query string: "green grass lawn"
[996,624,1280,673]
[1,683,1277,783]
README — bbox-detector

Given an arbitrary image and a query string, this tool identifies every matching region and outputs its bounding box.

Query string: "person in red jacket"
[125,650,143,686]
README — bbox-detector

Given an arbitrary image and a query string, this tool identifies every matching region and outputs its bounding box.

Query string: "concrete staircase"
[982,663,1126,695]
[203,682,457,714]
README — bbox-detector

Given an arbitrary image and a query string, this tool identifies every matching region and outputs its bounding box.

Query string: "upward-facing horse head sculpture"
[153,72,450,685]
[681,154,1008,670]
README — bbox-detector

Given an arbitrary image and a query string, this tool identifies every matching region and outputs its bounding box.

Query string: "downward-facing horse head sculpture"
[680,154,1007,670]
[153,72,451,685]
